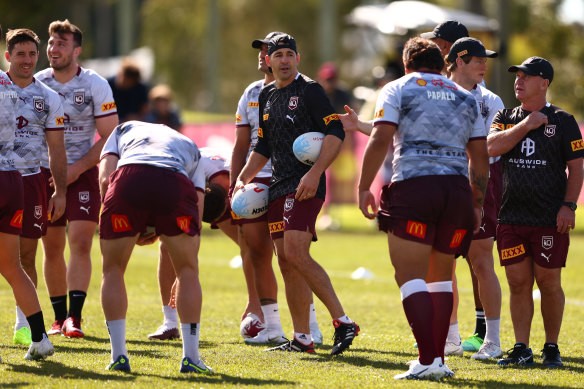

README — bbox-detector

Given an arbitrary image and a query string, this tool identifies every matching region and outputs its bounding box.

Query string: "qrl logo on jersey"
[74,89,85,105]
[34,205,42,220]
[288,96,299,110]
[571,139,584,152]
[33,97,45,112]
[111,214,132,232]
[542,236,553,250]
[544,125,556,137]
[521,138,535,156]
[79,191,90,203]
[406,220,427,239]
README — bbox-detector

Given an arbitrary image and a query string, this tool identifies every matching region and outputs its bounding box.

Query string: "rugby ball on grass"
[293,132,325,166]
[231,183,269,219]
[240,313,265,338]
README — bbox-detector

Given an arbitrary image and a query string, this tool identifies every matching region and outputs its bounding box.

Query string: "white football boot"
[24,334,54,361]
[394,357,446,380]
[471,341,503,360]
[244,327,287,345]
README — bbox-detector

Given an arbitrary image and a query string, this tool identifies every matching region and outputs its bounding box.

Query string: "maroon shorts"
[267,193,323,242]
[474,161,502,240]
[46,166,100,226]
[378,175,474,256]
[231,176,271,226]
[0,170,24,235]
[21,173,48,239]
[496,224,569,268]
[99,164,200,239]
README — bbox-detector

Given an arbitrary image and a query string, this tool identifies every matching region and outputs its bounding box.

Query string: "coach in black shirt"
[235,33,359,355]
[488,57,584,368]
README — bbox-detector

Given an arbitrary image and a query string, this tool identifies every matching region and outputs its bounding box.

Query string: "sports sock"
[26,311,47,342]
[261,303,283,332]
[309,303,318,326]
[50,295,67,321]
[162,305,178,327]
[335,315,351,324]
[484,317,501,346]
[106,319,128,360]
[446,322,460,343]
[427,281,454,363]
[401,279,437,365]
[181,323,200,362]
[15,306,29,331]
[294,332,312,346]
[68,290,87,318]
[474,308,486,339]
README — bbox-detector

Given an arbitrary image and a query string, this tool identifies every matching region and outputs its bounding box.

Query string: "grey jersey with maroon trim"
[200,147,230,184]
[490,103,584,226]
[374,72,483,182]
[470,84,504,164]
[13,77,65,175]
[36,66,117,167]
[100,121,205,190]
[235,79,271,178]
[0,71,18,171]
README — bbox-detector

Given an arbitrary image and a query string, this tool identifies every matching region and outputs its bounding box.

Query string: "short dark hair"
[202,183,227,223]
[6,28,41,53]
[446,54,472,73]
[402,37,444,72]
[49,19,83,47]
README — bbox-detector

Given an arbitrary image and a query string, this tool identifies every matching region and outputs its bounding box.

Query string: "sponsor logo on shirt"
[490,122,504,131]
[33,96,45,112]
[449,229,467,248]
[323,113,339,125]
[269,221,284,233]
[374,109,384,119]
[74,89,85,105]
[10,210,24,228]
[101,101,116,112]
[176,216,192,233]
[406,220,426,239]
[235,114,242,123]
[506,124,515,130]
[111,214,132,232]
[263,114,269,121]
[544,125,556,137]
[571,139,584,152]
[258,127,263,137]
[248,102,259,107]
[289,96,299,110]
[501,244,525,260]
[416,79,427,87]
[56,116,65,126]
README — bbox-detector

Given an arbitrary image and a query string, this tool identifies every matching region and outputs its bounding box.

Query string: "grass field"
[1,205,584,388]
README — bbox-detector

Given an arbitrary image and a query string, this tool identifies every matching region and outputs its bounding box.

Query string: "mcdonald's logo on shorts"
[406,220,427,239]
[449,229,467,248]
[176,216,192,233]
[10,210,24,228]
[111,214,132,232]
[501,244,526,260]
[269,221,284,234]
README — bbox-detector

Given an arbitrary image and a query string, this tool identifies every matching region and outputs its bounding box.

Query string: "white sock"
[309,303,318,326]
[447,322,460,343]
[162,305,178,327]
[261,303,283,332]
[484,318,501,346]
[335,315,351,324]
[181,323,200,362]
[106,319,128,360]
[15,306,29,331]
[294,332,312,345]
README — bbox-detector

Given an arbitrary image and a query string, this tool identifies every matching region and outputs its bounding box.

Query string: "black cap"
[251,31,285,49]
[447,37,497,62]
[267,33,297,56]
[508,56,554,84]
[420,20,469,43]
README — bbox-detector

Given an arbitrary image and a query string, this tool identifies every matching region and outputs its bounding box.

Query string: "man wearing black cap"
[488,57,584,367]
[235,33,359,355]
[421,20,469,59]
[447,37,505,360]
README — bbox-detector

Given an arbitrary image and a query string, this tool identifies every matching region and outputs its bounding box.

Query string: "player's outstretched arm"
[340,105,373,136]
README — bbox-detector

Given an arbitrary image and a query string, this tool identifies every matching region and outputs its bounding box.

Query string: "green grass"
[1,205,584,387]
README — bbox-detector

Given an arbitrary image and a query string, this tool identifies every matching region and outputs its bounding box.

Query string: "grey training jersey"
[470,84,504,164]
[374,72,484,182]
[13,77,65,175]
[0,71,18,171]
[100,121,205,190]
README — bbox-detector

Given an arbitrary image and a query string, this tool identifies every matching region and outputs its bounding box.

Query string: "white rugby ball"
[293,131,325,166]
[240,313,265,339]
[231,183,269,219]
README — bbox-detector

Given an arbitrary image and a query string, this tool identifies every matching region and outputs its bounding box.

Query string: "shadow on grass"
[446,378,580,388]
[144,371,295,386]
[6,360,136,382]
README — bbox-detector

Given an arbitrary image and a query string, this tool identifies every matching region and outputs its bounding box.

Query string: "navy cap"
[421,20,469,43]
[447,37,497,63]
[508,56,554,84]
[267,33,297,56]
[251,31,285,49]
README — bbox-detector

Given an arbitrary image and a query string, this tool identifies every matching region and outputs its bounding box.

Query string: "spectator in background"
[108,57,149,122]
[144,84,182,131]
